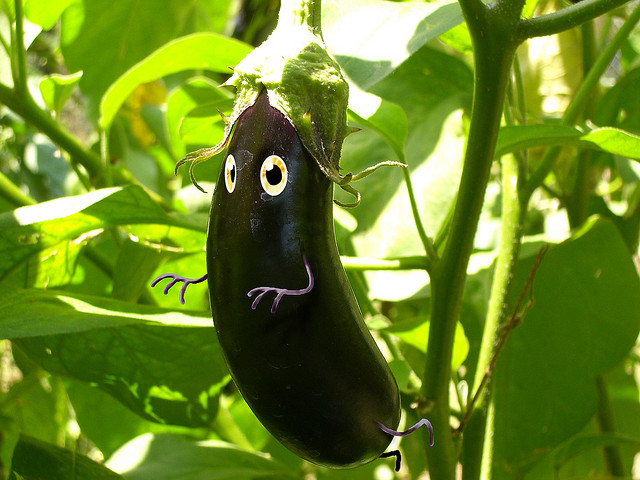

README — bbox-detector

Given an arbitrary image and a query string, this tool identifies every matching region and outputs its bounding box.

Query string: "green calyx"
[177,0,351,200]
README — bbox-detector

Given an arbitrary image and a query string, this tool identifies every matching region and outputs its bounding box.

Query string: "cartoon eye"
[260,155,288,196]
[224,155,237,193]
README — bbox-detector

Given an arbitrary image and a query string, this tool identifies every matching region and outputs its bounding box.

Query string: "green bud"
[177,0,350,191]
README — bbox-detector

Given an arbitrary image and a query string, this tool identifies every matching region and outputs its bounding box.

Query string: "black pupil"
[265,163,282,185]
[228,164,235,183]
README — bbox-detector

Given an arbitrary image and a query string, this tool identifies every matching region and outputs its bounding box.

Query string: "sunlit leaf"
[166,77,232,158]
[8,291,227,426]
[100,33,251,129]
[323,0,463,89]
[24,0,74,30]
[106,434,297,480]
[38,71,83,114]
[9,435,124,480]
[347,85,408,162]
[383,317,469,371]
[496,124,640,160]
[0,186,203,290]
[0,289,211,338]
[60,0,243,118]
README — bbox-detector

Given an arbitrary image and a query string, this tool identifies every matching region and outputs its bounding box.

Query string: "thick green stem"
[421,3,521,478]
[463,153,526,480]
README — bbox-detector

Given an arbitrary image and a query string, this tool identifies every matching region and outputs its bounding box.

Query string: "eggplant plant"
[0,0,640,479]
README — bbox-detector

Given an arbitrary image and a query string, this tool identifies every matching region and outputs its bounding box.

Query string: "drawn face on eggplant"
[152,91,433,470]
[207,93,329,319]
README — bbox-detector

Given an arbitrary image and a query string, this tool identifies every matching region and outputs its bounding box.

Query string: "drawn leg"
[151,273,208,305]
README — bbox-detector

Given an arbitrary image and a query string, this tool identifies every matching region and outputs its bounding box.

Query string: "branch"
[340,255,429,271]
[421,5,523,479]
[402,168,438,268]
[0,82,104,181]
[517,0,631,40]
[12,0,28,95]
[0,170,36,207]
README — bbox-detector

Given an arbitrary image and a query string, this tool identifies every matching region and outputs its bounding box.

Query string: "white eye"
[260,155,288,196]
[224,155,236,193]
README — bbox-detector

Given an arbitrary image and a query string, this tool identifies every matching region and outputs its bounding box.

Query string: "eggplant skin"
[207,92,400,468]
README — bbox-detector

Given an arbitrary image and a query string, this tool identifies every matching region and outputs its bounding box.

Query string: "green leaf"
[24,0,74,30]
[38,71,83,114]
[100,33,251,129]
[495,124,583,158]
[13,303,228,426]
[383,317,469,372]
[166,77,232,158]
[111,239,165,302]
[106,434,297,480]
[581,127,640,160]
[178,100,235,149]
[0,371,68,468]
[340,46,471,299]
[552,432,640,472]
[0,186,202,290]
[323,0,463,89]
[438,22,473,53]
[124,220,207,254]
[66,380,155,459]
[9,435,124,480]
[492,218,640,477]
[347,85,408,162]
[60,0,236,117]
[0,289,211,338]
[495,124,640,160]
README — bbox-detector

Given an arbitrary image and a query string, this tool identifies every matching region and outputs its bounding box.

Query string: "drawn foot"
[151,273,208,305]
[377,418,434,471]
[380,450,401,472]
[247,254,314,313]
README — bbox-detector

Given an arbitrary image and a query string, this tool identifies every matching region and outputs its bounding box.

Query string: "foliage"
[1,0,640,479]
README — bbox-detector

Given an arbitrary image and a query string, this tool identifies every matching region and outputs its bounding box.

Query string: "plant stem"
[460,153,526,480]
[568,21,597,227]
[12,0,28,95]
[595,375,627,476]
[0,82,104,182]
[472,160,524,407]
[479,397,496,479]
[421,2,522,478]
[340,255,429,271]
[517,0,631,40]
[0,170,36,207]
[525,2,640,195]
[403,168,438,268]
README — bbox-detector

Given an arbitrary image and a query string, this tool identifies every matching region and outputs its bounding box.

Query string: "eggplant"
[206,91,400,468]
